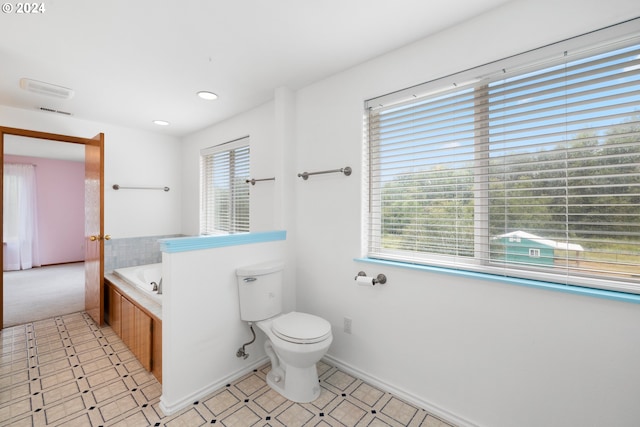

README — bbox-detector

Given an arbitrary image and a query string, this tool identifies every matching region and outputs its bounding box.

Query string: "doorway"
[3,136,85,326]
[0,126,104,330]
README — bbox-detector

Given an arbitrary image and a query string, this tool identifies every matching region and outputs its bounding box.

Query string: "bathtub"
[114,263,162,302]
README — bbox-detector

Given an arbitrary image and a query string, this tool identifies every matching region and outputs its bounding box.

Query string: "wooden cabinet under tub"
[104,278,162,383]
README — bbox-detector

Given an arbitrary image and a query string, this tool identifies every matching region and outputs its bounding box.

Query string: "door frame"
[0,126,104,330]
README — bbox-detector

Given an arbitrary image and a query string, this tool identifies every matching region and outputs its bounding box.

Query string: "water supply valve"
[236,322,256,359]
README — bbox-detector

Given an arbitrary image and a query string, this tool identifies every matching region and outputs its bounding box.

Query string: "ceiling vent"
[39,107,72,116]
[20,78,74,99]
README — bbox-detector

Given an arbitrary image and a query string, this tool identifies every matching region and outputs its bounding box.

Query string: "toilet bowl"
[256,312,332,402]
[236,261,333,403]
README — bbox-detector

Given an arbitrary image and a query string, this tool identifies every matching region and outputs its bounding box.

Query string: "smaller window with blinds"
[366,22,640,294]
[200,137,250,235]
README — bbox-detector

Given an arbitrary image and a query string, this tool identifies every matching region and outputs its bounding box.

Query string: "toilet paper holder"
[355,271,387,285]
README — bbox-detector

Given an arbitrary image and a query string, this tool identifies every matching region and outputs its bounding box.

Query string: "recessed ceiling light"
[197,91,218,100]
[153,120,169,126]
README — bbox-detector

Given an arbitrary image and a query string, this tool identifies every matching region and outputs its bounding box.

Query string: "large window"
[200,137,250,234]
[366,24,640,293]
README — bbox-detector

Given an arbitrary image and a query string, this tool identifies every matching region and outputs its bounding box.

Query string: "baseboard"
[158,353,479,425]
[322,354,479,427]
[40,261,84,266]
[159,356,269,416]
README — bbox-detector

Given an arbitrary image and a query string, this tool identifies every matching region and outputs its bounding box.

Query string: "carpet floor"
[3,263,85,327]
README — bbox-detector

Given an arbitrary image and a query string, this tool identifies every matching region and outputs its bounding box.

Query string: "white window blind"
[200,137,250,234]
[366,23,640,293]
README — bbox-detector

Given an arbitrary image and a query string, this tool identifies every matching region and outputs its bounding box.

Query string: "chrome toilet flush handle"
[243,277,257,282]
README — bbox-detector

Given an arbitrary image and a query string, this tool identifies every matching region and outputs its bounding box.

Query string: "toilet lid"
[271,312,332,344]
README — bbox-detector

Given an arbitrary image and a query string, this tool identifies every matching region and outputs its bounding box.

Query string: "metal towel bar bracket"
[113,184,170,192]
[298,166,351,180]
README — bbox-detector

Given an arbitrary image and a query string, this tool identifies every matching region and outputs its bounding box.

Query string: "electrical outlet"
[343,317,352,334]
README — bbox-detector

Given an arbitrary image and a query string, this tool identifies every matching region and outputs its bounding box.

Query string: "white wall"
[103,124,181,238]
[160,239,287,414]
[0,105,182,238]
[181,98,298,312]
[180,101,277,235]
[292,1,640,426]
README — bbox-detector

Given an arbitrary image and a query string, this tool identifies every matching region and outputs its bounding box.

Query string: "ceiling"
[4,135,85,162]
[0,0,511,140]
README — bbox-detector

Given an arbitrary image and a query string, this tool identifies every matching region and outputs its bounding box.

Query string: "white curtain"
[3,163,41,270]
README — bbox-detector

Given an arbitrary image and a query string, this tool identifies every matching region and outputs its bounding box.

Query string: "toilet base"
[266,364,321,403]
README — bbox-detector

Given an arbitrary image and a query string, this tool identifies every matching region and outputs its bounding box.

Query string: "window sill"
[354,257,640,305]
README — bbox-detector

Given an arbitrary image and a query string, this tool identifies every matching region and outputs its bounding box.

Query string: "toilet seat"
[271,312,332,344]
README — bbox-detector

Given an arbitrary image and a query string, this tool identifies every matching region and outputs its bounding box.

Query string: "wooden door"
[107,284,122,336]
[134,307,152,371]
[152,320,162,382]
[121,297,135,350]
[84,134,105,325]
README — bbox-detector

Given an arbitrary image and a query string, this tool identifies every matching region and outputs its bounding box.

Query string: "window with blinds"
[200,137,250,234]
[366,24,640,293]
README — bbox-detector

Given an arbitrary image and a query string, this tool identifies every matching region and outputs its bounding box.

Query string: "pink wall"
[5,155,85,265]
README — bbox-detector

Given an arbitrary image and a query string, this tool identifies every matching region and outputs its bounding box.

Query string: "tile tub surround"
[0,312,455,427]
[104,234,184,272]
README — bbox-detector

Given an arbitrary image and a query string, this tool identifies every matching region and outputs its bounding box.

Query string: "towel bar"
[245,177,276,185]
[298,166,351,180]
[113,184,170,192]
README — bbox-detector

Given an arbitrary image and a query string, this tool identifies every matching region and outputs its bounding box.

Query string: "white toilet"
[236,260,332,403]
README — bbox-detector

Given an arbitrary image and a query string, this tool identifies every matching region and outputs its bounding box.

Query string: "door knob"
[89,235,111,241]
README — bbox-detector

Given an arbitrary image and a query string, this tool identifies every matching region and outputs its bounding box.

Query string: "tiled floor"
[0,312,454,427]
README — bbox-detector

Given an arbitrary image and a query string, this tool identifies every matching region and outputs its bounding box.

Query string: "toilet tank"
[236,260,284,321]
